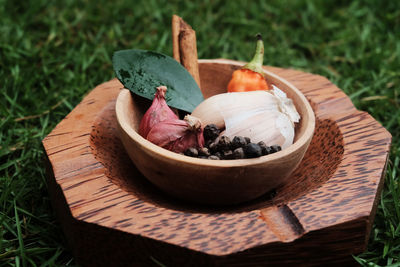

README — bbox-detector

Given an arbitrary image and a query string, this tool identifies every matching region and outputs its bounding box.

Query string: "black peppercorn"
[244,143,262,158]
[258,141,267,147]
[217,136,231,151]
[262,146,272,155]
[244,137,251,144]
[233,147,245,159]
[184,147,198,157]
[222,150,234,159]
[270,145,282,153]
[203,124,220,142]
[208,155,220,160]
[198,147,211,157]
[232,136,247,150]
[258,141,271,155]
[205,139,213,148]
[208,139,219,153]
[213,152,222,159]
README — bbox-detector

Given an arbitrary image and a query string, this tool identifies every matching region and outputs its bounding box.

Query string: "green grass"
[1,0,399,265]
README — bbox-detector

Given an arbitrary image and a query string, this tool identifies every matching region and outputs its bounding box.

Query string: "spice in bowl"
[136,36,300,160]
[139,85,204,153]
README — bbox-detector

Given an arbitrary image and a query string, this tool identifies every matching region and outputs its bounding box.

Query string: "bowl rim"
[115,60,315,168]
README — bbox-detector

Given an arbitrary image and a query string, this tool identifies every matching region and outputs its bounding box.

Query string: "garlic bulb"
[272,85,300,125]
[191,86,300,149]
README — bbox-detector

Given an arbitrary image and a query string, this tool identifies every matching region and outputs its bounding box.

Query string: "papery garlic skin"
[191,88,300,149]
[192,91,279,129]
[272,85,300,126]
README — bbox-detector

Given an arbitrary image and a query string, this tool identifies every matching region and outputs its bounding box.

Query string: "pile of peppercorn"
[184,124,282,160]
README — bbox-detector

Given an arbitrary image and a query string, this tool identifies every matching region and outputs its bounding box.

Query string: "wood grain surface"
[43,60,391,266]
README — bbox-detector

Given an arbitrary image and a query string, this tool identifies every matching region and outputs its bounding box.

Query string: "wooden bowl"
[115,60,315,205]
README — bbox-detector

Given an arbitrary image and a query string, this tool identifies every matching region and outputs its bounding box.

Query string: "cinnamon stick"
[172,15,181,62]
[171,15,201,89]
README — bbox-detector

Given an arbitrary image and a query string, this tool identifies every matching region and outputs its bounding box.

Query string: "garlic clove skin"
[191,91,279,129]
[190,93,225,129]
[272,85,300,126]
[223,110,294,149]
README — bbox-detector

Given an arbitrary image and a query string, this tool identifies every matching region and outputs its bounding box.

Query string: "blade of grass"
[1,0,399,265]
[14,200,26,267]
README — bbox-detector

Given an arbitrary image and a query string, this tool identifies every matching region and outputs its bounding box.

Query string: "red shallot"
[139,85,178,138]
[146,115,204,153]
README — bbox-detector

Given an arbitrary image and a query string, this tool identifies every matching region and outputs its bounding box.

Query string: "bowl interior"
[124,60,313,151]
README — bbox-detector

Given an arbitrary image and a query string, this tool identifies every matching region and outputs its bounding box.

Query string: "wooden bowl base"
[43,61,391,266]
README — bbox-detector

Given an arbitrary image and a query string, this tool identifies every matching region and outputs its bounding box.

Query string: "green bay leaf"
[113,49,204,113]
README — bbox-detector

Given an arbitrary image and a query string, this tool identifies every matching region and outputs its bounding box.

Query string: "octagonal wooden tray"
[43,59,391,266]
